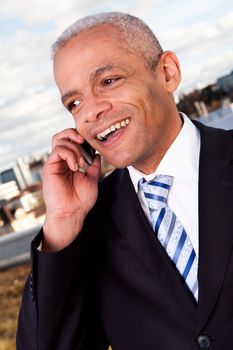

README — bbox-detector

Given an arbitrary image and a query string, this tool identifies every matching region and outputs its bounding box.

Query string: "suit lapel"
[110,168,197,314]
[196,123,233,332]
[107,123,233,326]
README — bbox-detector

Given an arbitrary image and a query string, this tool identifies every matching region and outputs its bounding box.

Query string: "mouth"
[96,118,130,142]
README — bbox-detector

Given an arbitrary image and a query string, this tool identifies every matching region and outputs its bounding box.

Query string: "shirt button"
[196,335,211,348]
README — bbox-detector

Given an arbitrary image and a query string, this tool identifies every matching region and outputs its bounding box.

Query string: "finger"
[48,145,80,172]
[54,138,82,154]
[54,139,86,168]
[52,128,84,149]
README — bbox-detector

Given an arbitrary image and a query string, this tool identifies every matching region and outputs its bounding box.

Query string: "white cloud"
[218,10,233,30]
[0,83,73,170]
[1,0,71,26]
[0,29,54,104]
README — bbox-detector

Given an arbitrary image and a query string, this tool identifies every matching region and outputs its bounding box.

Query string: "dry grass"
[0,264,112,350]
[0,263,30,350]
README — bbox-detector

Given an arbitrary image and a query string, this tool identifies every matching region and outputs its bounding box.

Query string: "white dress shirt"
[128,114,200,257]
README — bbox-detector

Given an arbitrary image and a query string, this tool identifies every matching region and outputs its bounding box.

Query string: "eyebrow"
[61,64,128,105]
[90,63,123,80]
[61,90,79,105]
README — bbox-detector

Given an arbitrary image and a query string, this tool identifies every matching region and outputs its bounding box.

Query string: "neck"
[134,112,183,175]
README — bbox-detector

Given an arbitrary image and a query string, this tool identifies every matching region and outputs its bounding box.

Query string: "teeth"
[96,118,130,141]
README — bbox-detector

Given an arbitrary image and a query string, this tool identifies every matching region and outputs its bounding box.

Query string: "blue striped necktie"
[139,174,198,301]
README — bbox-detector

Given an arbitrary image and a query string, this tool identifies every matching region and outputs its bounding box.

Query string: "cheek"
[73,119,80,132]
[112,84,144,105]
[73,118,87,140]
[126,86,162,119]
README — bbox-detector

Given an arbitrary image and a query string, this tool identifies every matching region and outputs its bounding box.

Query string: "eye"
[67,99,81,113]
[102,77,121,87]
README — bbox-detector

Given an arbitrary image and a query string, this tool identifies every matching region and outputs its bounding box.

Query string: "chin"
[105,155,134,169]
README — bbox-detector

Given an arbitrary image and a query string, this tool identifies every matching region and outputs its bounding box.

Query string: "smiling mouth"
[96,118,130,141]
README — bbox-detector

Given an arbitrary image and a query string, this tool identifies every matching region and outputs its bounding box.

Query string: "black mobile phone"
[80,141,96,165]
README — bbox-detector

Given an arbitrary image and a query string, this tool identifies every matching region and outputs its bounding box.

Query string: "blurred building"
[30,159,44,183]
[1,159,31,190]
[217,71,233,94]
[0,181,20,200]
[0,153,47,235]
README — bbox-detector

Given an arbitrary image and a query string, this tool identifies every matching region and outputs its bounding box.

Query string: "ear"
[159,51,181,92]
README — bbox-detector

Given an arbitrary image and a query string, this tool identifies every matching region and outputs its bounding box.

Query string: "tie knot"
[139,174,173,210]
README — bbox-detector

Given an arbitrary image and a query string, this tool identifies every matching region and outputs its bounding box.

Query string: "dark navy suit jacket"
[17,122,233,349]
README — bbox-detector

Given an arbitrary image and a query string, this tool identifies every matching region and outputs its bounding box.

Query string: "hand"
[42,128,101,251]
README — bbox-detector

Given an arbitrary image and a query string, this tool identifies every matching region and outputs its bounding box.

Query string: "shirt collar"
[128,113,200,192]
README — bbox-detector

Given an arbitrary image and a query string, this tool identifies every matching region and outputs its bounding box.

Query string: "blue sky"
[0,0,233,170]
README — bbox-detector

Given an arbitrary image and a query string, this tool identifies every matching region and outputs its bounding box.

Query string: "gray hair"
[52,12,163,71]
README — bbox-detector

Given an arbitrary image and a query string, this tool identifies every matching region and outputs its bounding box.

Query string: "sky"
[0,0,233,171]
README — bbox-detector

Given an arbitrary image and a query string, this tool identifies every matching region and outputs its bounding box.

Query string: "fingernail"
[78,167,86,173]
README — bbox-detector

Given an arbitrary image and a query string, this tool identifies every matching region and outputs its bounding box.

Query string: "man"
[17,12,233,350]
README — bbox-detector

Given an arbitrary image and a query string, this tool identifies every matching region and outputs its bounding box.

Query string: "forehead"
[53,25,138,73]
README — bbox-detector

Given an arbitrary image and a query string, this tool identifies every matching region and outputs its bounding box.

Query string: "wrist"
[42,213,85,252]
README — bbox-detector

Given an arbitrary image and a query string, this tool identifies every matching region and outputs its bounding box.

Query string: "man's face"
[54,25,181,173]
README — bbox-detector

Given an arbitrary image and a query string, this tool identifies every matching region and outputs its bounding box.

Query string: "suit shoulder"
[228,129,233,138]
[194,120,233,141]
[193,120,233,162]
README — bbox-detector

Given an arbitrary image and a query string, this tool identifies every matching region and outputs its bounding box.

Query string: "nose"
[81,96,112,123]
